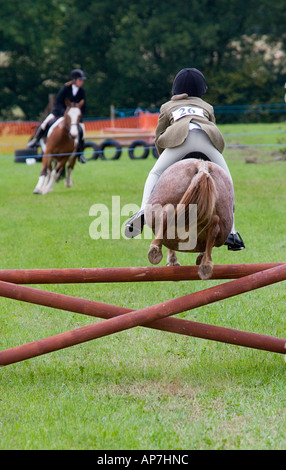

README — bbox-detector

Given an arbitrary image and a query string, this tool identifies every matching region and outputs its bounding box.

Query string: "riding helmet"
[71,69,86,80]
[172,68,207,97]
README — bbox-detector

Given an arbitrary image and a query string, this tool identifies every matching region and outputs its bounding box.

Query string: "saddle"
[43,117,60,138]
[182,151,210,161]
[43,118,83,143]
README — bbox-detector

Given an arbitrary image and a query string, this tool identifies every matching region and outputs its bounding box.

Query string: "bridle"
[65,107,81,139]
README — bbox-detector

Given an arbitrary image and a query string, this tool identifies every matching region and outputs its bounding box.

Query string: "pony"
[33,99,84,194]
[145,158,234,280]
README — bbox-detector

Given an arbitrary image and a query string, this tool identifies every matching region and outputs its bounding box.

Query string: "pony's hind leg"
[198,215,220,280]
[148,204,175,265]
[148,204,173,265]
[148,239,163,265]
[196,253,204,265]
[167,249,180,266]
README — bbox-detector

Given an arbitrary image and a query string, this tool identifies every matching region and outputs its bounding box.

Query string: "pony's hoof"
[167,256,180,266]
[198,263,213,280]
[167,261,181,266]
[33,188,43,194]
[148,244,163,265]
[41,187,52,195]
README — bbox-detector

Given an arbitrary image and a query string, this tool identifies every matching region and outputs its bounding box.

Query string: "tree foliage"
[0,0,285,120]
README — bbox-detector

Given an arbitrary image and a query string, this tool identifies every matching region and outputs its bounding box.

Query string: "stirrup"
[225,232,245,251]
[125,210,145,238]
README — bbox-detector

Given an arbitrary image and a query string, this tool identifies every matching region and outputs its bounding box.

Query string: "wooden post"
[110,104,115,128]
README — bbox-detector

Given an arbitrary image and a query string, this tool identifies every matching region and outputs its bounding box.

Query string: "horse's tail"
[176,160,217,229]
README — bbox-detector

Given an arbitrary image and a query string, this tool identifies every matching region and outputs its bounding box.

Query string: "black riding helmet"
[71,69,86,80]
[172,68,207,97]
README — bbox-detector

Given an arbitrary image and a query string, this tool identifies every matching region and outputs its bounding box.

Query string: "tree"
[0,0,285,120]
[0,0,67,119]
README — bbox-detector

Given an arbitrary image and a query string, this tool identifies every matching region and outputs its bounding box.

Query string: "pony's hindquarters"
[176,160,217,240]
[146,159,234,280]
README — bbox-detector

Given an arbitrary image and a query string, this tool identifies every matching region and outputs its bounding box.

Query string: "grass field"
[0,122,286,450]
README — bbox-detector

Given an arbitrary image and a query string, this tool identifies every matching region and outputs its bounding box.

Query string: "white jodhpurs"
[140,128,236,232]
[40,113,56,130]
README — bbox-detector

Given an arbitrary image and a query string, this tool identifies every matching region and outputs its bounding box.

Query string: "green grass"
[0,122,286,450]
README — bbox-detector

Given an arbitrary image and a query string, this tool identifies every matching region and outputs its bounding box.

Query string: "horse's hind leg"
[148,220,164,265]
[148,205,175,265]
[148,238,163,265]
[198,215,220,280]
[196,253,204,265]
[167,249,180,266]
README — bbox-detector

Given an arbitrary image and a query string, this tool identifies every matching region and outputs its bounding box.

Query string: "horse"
[33,99,84,194]
[145,158,234,280]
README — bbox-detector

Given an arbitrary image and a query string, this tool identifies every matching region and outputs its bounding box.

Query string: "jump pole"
[0,263,285,366]
[0,277,285,357]
[0,263,284,285]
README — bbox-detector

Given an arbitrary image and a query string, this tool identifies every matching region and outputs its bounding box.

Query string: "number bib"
[172,106,205,121]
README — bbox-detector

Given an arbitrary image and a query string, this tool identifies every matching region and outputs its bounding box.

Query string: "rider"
[28,68,87,163]
[125,67,245,251]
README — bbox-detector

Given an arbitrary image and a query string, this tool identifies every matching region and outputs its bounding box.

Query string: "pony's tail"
[176,161,217,230]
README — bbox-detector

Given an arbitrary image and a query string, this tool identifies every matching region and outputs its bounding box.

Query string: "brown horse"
[33,99,84,194]
[145,158,234,280]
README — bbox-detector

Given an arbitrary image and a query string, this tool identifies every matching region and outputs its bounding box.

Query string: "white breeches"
[140,128,235,232]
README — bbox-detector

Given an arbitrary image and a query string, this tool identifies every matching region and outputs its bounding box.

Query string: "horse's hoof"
[167,255,180,266]
[167,261,181,266]
[41,187,52,194]
[198,263,213,280]
[148,244,163,265]
[33,188,43,194]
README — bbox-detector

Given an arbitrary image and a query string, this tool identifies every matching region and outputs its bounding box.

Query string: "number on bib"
[172,106,205,121]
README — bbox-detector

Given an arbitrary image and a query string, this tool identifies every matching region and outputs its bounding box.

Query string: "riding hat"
[172,68,207,97]
[71,69,86,80]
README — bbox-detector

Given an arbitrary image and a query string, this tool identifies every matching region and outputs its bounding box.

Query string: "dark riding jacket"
[52,82,86,117]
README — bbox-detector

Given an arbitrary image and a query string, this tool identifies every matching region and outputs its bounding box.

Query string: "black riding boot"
[125,210,145,238]
[77,138,86,163]
[27,127,45,148]
[225,232,245,251]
